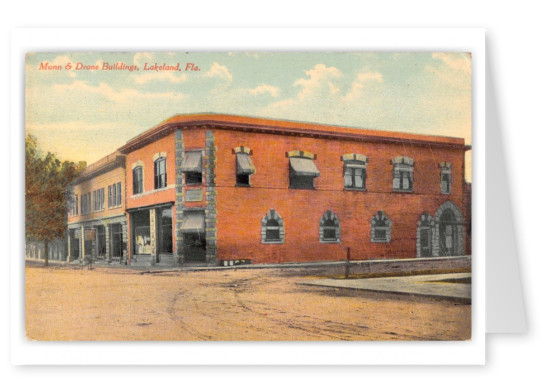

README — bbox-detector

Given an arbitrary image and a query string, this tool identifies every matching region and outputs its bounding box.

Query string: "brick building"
[67,151,127,263]
[105,113,471,266]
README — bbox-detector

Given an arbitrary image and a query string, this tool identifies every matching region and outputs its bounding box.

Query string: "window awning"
[289,157,320,177]
[236,153,256,175]
[182,212,205,233]
[181,152,202,173]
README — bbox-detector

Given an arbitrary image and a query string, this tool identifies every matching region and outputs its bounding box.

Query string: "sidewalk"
[300,273,471,303]
[25,255,471,273]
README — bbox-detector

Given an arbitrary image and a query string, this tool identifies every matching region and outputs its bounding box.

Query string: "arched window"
[319,210,341,243]
[154,157,167,189]
[434,201,464,256]
[261,209,284,244]
[371,211,392,243]
[133,166,143,194]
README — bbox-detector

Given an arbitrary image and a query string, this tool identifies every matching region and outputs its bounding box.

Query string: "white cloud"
[293,64,342,99]
[246,84,280,97]
[205,62,232,81]
[432,52,471,73]
[51,80,187,103]
[343,71,383,102]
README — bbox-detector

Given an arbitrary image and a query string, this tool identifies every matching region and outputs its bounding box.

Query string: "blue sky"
[25,51,471,180]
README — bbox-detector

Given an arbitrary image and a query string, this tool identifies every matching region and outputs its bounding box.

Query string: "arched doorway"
[434,201,464,256]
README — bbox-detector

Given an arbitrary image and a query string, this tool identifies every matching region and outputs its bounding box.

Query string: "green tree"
[25,135,84,266]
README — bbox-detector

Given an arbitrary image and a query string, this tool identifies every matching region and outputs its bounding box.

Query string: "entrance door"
[419,225,431,257]
[439,209,458,256]
[110,223,123,259]
[183,232,206,263]
[70,229,80,259]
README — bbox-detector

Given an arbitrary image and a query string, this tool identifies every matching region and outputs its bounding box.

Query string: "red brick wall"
[125,132,177,210]
[125,133,177,261]
[213,129,467,263]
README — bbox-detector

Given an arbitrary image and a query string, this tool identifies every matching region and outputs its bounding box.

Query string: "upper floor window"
[233,146,256,186]
[391,156,414,192]
[287,150,320,190]
[342,153,368,190]
[182,151,203,185]
[319,210,341,243]
[133,166,143,194]
[154,157,167,189]
[81,193,91,215]
[69,193,78,216]
[93,188,105,211]
[439,162,452,194]
[108,182,122,207]
[371,210,392,243]
[261,209,285,244]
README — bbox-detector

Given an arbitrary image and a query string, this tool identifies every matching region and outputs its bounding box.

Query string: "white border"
[10,28,485,365]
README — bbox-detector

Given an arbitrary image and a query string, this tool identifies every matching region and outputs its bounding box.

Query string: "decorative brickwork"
[174,128,185,264]
[205,130,218,265]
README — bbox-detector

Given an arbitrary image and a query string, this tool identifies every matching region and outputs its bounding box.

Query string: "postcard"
[24,50,473,343]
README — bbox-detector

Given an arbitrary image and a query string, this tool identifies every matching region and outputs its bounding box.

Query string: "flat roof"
[119,113,468,153]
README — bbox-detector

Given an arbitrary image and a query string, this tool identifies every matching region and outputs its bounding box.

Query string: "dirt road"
[25,261,471,341]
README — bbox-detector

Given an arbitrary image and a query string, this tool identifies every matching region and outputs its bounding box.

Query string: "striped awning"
[182,212,205,233]
[236,153,256,175]
[289,157,320,177]
[181,151,202,173]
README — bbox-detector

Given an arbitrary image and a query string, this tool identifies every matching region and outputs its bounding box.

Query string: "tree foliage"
[25,135,84,265]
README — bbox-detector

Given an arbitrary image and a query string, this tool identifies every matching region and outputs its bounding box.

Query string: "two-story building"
[112,114,471,266]
[67,151,127,263]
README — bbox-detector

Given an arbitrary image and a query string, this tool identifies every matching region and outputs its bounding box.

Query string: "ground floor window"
[133,210,151,255]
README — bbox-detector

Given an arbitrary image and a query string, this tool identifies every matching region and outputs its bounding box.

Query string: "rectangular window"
[393,166,413,191]
[289,157,320,190]
[108,185,113,208]
[93,188,104,211]
[154,158,167,189]
[344,162,366,190]
[81,193,91,214]
[441,172,451,194]
[70,193,78,216]
[236,153,255,186]
[182,151,203,185]
[133,167,143,194]
[116,182,122,205]
[133,210,151,255]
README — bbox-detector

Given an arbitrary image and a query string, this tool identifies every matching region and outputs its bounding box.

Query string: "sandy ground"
[25,261,471,341]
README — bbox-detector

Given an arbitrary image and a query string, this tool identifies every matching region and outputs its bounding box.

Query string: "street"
[25,260,471,341]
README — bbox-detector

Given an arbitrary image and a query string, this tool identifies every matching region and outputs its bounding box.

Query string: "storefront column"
[81,226,85,260]
[150,209,157,265]
[105,224,111,263]
[66,232,72,262]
